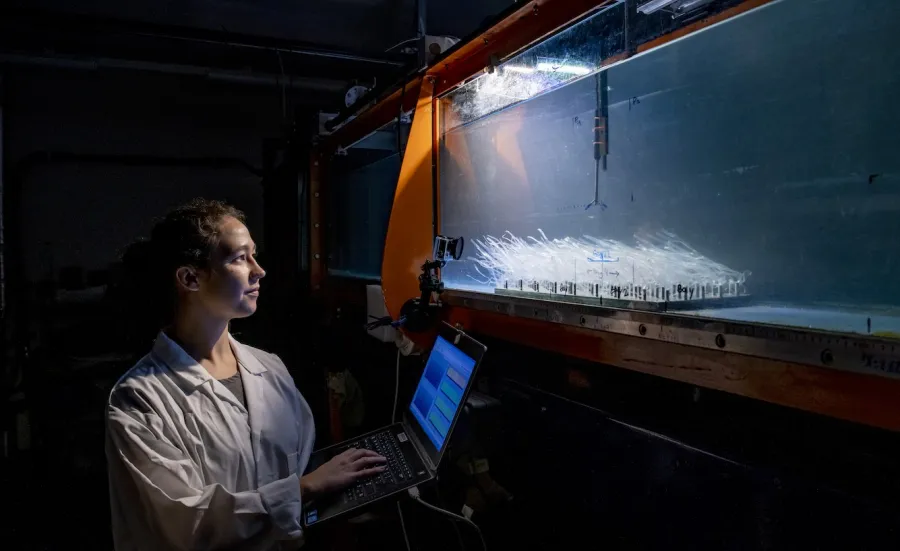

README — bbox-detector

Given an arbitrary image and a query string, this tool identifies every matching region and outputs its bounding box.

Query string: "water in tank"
[329,120,408,280]
[437,0,900,336]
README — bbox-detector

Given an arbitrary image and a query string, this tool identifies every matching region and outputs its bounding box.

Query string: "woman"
[106,199,384,550]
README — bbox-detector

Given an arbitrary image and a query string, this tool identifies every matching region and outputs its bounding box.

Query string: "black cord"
[365,315,406,331]
[468,458,492,507]
[436,477,467,551]
[275,50,287,121]
[397,80,407,154]
[397,501,412,551]
[366,315,392,330]
[411,493,487,551]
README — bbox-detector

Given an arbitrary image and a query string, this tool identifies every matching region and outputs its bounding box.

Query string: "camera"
[432,235,464,264]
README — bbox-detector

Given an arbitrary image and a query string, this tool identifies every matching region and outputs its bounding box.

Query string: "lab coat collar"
[228,334,268,376]
[152,330,267,393]
[152,331,212,392]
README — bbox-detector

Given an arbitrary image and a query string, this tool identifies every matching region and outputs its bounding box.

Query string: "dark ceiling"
[0,0,514,103]
[5,0,513,52]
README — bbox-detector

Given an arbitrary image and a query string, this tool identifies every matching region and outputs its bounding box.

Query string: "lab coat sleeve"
[107,400,304,550]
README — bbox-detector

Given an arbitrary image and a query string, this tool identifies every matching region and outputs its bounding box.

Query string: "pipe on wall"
[1,7,406,69]
[416,0,427,39]
[0,54,349,93]
[0,74,4,321]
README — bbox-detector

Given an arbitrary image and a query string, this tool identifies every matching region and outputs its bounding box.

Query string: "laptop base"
[303,423,432,526]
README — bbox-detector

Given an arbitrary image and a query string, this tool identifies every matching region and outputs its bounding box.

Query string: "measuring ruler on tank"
[445,290,900,380]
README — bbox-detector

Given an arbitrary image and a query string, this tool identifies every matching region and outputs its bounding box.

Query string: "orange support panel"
[381,78,435,320]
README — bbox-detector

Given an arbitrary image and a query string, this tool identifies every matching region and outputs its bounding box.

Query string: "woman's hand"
[300,448,386,500]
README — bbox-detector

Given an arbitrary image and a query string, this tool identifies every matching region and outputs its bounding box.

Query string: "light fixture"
[672,0,715,13]
[637,0,679,14]
[535,62,591,76]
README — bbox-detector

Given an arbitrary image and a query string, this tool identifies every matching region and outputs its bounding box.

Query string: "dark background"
[2,1,900,550]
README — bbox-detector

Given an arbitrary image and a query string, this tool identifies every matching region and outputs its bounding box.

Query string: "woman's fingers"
[338,448,386,468]
[352,456,387,470]
[357,449,385,460]
[353,448,381,459]
[360,450,387,461]
[340,448,371,462]
[347,448,368,461]
[345,448,384,461]
[338,448,361,460]
[353,466,387,479]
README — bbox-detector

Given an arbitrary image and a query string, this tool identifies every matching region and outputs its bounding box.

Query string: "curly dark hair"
[149,198,246,273]
[115,198,246,350]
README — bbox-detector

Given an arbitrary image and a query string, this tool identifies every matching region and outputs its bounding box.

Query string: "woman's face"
[188,215,266,320]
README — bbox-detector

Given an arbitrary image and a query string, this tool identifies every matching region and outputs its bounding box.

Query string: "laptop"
[302,323,487,526]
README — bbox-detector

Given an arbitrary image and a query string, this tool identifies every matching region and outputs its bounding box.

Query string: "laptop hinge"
[401,419,438,474]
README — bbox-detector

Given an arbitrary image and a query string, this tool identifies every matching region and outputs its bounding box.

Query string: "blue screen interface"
[409,336,476,450]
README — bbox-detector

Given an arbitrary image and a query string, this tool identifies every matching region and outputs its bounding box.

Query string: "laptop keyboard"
[342,430,413,503]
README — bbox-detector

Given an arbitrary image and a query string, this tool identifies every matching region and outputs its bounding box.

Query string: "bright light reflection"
[503,65,536,74]
[535,62,592,75]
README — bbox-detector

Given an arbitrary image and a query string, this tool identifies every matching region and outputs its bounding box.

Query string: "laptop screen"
[408,335,476,450]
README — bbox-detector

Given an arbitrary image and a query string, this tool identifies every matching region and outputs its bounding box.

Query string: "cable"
[397,79,407,155]
[275,50,287,121]
[385,35,462,53]
[367,314,392,329]
[394,345,409,550]
[408,487,487,551]
[366,315,406,330]
[384,37,420,53]
[436,477,466,551]
[397,502,411,551]
[392,348,400,424]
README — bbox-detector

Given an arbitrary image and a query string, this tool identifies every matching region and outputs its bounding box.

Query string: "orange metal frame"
[313,0,900,433]
[381,77,436,321]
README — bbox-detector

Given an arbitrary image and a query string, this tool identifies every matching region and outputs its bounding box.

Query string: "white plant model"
[468,229,749,302]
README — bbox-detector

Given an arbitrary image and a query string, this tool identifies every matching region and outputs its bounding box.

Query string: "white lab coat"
[106,331,316,551]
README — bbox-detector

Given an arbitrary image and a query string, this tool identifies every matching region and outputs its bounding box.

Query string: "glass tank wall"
[328,120,408,280]
[438,0,900,336]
